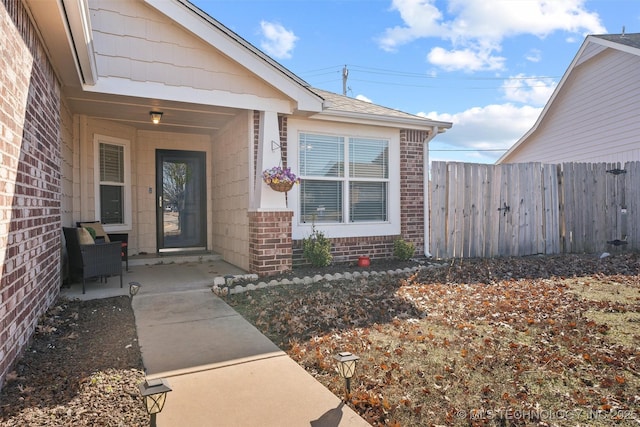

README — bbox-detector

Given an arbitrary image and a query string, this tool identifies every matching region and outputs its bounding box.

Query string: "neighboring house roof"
[593,33,640,50]
[497,33,640,164]
[311,88,452,132]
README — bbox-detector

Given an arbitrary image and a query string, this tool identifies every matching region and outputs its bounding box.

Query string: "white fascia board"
[310,110,452,132]
[62,0,97,85]
[83,77,294,112]
[143,0,323,113]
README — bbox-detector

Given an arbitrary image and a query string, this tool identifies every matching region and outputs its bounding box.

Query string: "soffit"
[64,87,242,133]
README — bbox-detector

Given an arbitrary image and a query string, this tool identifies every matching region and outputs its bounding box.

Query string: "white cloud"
[525,48,542,63]
[418,103,542,158]
[444,0,606,40]
[380,0,606,71]
[355,94,373,103]
[427,46,505,72]
[378,0,443,51]
[502,74,557,105]
[259,21,298,59]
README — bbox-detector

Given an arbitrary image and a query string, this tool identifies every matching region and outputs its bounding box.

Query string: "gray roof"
[592,33,640,50]
[185,1,449,128]
[310,88,445,123]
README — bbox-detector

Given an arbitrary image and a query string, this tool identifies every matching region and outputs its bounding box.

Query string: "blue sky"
[191,0,639,164]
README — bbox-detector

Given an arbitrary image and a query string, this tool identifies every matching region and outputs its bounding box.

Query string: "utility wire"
[430,148,509,152]
[299,64,559,81]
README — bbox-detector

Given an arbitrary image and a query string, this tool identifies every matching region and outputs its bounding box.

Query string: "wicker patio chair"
[63,227,123,294]
[77,221,128,271]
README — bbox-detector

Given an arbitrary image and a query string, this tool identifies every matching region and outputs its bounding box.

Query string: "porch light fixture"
[149,111,163,124]
[129,281,141,298]
[138,378,172,427]
[334,351,359,401]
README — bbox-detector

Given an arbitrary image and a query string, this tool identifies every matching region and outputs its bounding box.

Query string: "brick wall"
[0,0,62,390]
[248,211,293,276]
[293,235,396,266]
[400,129,429,255]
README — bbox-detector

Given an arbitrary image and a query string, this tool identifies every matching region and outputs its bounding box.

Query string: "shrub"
[302,225,332,267]
[393,238,415,261]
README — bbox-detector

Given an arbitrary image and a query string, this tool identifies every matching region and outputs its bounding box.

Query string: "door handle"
[159,196,162,209]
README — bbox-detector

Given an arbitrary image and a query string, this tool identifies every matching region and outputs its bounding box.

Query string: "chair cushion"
[78,227,95,245]
[79,222,110,242]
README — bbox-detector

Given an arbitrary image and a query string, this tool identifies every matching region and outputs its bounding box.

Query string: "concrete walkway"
[61,257,370,426]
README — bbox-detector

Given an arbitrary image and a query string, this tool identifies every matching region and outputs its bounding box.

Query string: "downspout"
[423,126,438,257]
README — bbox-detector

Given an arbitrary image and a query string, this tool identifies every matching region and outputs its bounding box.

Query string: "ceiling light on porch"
[150,111,163,124]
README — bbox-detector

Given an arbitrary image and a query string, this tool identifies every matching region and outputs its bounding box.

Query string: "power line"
[299,64,559,81]
[298,64,558,91]
[349,77,554,90]
[430,148,509,152]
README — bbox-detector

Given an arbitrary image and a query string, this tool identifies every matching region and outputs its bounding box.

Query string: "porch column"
[248,110,293,276]
[248,210,293,276]
[252,110,287,210]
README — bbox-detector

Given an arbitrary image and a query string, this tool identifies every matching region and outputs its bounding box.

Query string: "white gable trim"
[143,0,323,113]
[312,110,452,131]
[61,0,97,85]
[83,77,294,113]
[498,35,640,164]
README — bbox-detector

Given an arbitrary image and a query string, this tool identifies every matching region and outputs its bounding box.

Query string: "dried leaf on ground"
[230,254,640,426]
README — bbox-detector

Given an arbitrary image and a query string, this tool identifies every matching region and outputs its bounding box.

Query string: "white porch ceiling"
[64,87,242,134]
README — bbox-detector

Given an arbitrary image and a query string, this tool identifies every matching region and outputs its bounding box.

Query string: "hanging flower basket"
[269,180,294,192]
[262,166,300,193]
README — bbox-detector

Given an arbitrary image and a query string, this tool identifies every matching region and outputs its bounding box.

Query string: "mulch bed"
[0,296,148,426]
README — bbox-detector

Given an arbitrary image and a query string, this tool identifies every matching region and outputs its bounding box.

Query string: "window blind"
[100,143,124,183]
[299,133,344,177]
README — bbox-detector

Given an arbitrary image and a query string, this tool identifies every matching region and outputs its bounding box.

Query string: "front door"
[156,150,207,252]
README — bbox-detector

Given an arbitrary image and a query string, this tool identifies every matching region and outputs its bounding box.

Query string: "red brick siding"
[253,111,288,172]
[293,235,397,266]
[248,211,293,276]
[253,110,260,180]
[399,129,429,256]
[0,0,62,390]
[278,115,287,166]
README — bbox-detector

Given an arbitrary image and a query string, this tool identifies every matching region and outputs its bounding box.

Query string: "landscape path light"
[129,282,141,298]
[138,378,172,427]
[334,351,359,401]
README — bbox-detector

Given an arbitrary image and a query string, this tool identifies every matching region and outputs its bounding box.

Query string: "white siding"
[505,49,640,164]
[89,0,283,100]
[60,97,75,227]
[211,112,251,270]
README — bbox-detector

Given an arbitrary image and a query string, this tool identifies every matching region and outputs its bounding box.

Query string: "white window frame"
[288,120,400,240]
[93,135,132,232]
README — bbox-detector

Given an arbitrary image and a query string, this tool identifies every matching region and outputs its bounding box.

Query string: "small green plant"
[302,224,332,267]
[393,238,415,261]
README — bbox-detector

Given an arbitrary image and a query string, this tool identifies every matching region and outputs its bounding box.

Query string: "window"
[299,133,389,224]
[94,135,131,230]
[99,143,124,224]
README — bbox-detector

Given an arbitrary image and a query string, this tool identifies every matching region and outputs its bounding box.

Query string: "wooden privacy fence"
[430,161,640,258]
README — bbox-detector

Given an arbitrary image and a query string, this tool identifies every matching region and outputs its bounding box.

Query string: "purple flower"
[262,166,300,185]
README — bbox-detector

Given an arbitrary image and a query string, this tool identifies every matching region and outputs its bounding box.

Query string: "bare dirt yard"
[228,253,640,426]
[0,296,147,426]
[0,254,638,426]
